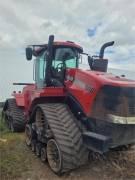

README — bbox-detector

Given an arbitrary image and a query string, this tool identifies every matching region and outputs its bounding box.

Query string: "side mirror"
[26,47,33,60]
[88,56,93,69]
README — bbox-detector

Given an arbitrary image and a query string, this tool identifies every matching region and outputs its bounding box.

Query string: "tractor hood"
[66,68,135,118]
[84,70,135,87]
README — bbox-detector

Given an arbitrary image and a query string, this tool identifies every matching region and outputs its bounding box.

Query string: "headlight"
[107,114,135,124]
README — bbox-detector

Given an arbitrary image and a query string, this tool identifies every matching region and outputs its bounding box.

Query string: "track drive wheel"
[47,139,62,174]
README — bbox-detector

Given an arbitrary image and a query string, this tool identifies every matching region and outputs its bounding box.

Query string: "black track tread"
[38,103,89,173]
[4,98,25,132]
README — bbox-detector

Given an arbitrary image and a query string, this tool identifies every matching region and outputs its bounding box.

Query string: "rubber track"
[38,103,89,173]
[5,99,25,132]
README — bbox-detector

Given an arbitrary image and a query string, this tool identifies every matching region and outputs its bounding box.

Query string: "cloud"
[0,0,135,100]
[0,0,135,66]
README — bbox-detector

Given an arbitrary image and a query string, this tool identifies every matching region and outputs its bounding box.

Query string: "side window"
[35,52,46,88]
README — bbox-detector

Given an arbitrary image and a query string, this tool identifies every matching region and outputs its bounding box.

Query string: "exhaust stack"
[99,41,114,59]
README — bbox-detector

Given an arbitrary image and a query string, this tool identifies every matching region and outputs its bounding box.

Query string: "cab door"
[35,51,46,88]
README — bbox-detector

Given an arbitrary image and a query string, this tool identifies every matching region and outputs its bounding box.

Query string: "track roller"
[35,143,42,157]
[31,140,36,153]
[40,146,47,163]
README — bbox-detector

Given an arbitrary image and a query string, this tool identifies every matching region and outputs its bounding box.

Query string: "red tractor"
[3,35,135,174]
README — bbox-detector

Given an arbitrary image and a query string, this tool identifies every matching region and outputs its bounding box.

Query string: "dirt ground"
[0,130,135,180]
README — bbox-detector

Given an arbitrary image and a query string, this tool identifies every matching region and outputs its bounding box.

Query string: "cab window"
[52,48,78,68]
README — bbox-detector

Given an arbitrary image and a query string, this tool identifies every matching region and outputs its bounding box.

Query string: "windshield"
[52,47,79,68]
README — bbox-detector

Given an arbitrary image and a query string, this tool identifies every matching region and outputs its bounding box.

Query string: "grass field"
[0,114,33,180]
[0,113,135,180]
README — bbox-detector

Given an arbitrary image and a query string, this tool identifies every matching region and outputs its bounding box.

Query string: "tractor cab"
[26,36,82,88]
[26,35,115,89]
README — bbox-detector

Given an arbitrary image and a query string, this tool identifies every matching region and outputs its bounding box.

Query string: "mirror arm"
[88,56,93,70]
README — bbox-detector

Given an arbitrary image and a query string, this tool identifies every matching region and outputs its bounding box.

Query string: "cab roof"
[33,41,83,56]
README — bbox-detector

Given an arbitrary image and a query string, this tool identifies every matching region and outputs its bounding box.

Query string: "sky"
[0,0,135,101]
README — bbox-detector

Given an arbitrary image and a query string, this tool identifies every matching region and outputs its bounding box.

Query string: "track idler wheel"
[40,146,47,163]
[47,139,62,174]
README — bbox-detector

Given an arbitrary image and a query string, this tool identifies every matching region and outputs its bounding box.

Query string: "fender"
[66,93,87,121]
[12,93,25,107]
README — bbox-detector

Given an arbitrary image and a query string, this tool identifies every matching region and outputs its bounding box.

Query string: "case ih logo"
[74,79,95,93]
[85,85,95,93]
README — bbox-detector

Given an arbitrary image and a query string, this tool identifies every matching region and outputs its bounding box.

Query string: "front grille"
[91,85,135,120]
[129,100,135,115]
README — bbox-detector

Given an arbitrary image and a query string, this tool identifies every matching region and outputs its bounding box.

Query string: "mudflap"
[82,131,111,154]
